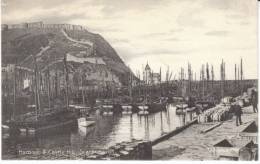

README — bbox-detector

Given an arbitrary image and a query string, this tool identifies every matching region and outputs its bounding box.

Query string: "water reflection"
[3,104,196,158]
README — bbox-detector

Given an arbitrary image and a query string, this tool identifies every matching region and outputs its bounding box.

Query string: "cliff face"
[1,23,131,85]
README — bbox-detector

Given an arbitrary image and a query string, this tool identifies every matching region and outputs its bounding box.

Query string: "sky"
[1,0,258,80]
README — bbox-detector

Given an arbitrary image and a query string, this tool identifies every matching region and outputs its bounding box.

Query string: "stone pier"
[152,105,258,160]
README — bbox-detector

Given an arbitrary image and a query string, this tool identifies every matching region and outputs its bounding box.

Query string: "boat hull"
[137,103,166,114]
[7,110,78,136]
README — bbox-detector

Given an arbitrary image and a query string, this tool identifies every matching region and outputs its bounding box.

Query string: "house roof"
[213,138,254,148]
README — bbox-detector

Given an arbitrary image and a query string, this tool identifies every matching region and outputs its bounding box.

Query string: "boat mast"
[235,64,237,87]
[240,58,243,94]
[202,64,205,101]
[144,68,147,104]
[129,72,133,102]
[12,62,17,121]
[111,69,114,103]
[63,53,69,110]
[33,55,40,120]
[220,59,225,99]
[55,54,58,97]
[159,67,162,97]
[137,70,141,98]
[47,65,51,109]
[81,73,85,105]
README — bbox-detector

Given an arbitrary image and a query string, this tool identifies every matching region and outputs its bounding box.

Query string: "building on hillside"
[1,24,8,31]
[152,73,161,84]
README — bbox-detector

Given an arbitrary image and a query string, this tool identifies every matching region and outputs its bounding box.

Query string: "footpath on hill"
[152,105,258,160]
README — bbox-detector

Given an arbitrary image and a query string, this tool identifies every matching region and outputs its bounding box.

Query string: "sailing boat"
[7,54,78,136]
[121,72,136,115]
[137,66,167,115]
[137,82,150,115]
[137,64,150,115]
[100,68,124,116]
[176,67,188,115]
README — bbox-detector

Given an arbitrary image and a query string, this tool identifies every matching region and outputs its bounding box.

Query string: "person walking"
[233,103,243,126]
[251,89,258,113]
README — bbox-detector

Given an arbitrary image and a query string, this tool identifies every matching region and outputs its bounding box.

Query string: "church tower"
[144,62,151,84]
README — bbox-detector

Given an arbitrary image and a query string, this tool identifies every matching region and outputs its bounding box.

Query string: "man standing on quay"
[251,89,258,113]
[233,103,243,126]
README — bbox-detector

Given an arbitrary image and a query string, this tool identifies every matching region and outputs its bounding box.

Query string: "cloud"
[203,0,256,17]
[176,8,205,28]
[239,21,249,26]
[139,49,190,56]
[141,32,169,38]
[170,28,184,33]
[95,0,170,13]
[109,38,130,44]
[227,14,246,20]
[205,30,229,36]
[163,37,181,42]
[204,0,234,10]
[89,27,122,33]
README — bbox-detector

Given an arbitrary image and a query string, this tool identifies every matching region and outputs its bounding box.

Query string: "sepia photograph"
[1,0,259,161]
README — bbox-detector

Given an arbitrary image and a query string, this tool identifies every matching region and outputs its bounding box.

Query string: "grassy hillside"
[1,27,131,85]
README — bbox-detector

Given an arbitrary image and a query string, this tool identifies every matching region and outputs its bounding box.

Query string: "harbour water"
[2,104,196,159]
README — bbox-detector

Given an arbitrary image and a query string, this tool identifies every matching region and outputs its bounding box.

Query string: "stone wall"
[84,139,152,160]
[15,139,152,160]
[2,22,88,31]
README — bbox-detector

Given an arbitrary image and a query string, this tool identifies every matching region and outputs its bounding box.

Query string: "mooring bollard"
[119,150,129,160]
[124,147,134,159]
[143,141,152,160]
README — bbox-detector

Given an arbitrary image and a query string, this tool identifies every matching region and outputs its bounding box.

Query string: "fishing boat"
[101,104,114,116]
[77,117,95,136]
[100,98,123,115]
[195,101,215,112]
[119,95,138,114]
[175,104,188,115]
[186,106,197,112]
[121,105,133,114]
[149,97,167,113]
[137,97,167,114]
[69,104,91,116]
[137,104,149,115]
[7,108,79,136]
[2,125,10,139]
[7,54,79,136]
